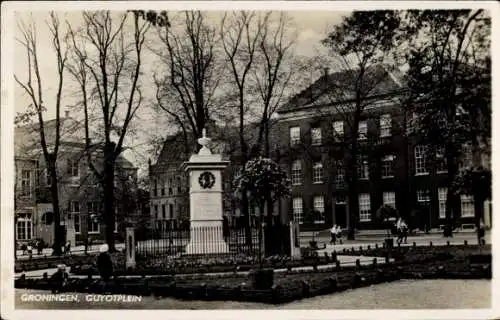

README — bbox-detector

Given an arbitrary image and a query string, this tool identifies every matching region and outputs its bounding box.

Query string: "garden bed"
[336,244,491,263]
[15,254,103,273]
[71,254,333,276]
[15,247,491,305]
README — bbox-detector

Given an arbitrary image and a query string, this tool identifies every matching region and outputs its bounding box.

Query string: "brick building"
[14,114,140,246]
[276,64,491,232]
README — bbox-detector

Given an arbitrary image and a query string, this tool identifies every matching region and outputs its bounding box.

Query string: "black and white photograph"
[1,1,498,318]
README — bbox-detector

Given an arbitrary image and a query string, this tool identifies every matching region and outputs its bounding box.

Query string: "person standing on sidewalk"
[330,225,337,245]
[478,219,486,245]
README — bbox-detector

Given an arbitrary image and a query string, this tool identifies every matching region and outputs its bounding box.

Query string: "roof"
[280,64,407,113]
[152,120,282,170]
[15,117,84,158]
[15,116,137,169]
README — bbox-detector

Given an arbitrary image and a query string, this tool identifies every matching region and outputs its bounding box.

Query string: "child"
[330,225,337,245]
[336,225,343,244]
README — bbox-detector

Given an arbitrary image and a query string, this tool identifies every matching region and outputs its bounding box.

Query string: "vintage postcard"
[1,1,498,319]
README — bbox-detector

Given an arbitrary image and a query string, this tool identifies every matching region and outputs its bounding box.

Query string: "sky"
[12,9,348,176]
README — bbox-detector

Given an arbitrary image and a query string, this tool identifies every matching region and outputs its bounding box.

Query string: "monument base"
[184,239,230,255]
[183,220,230,255]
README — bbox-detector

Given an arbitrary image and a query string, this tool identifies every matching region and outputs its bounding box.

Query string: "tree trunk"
[49,162,63,256]
[242,191,252,246]
[444,145,459,238]
[103,146,116,252]
[346,144,359,240]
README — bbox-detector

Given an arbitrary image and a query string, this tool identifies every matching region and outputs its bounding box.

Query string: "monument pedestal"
[184,220,229,255]
[181,129,230,256]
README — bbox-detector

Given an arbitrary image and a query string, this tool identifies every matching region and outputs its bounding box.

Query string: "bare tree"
[66,11,149,251]
[152,11,221,152]
[15,12,68,255]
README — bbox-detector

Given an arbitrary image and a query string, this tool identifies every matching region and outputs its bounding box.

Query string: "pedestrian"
[330,225,337,245]
[336,225,343,244]
[65,241,71,256]
[37,240,44,255]
[401,220,409,244]
[50,264,69,293]
[27,244,33,259]
[97,244,113,283]
[478,219,486,246]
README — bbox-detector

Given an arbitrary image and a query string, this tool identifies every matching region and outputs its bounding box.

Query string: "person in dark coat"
[96,244,113,282]
[50,264,69,293]
[37,240,44,255]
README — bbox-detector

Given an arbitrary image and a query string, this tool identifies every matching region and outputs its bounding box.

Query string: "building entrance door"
[335,204,347,228]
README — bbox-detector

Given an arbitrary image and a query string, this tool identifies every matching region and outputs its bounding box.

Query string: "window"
[358,121,368,140]
[460,144,473,170]
[67,158,79,177]
[333,121,344,141]
[438,188,447,219]
[336,195,346,204]
[291,160,302,185]
[415,145,428,175]
[162,204,166,219]
[20,170,32,197]
[312,162,323,184]
[161,181,165,196]
[381,155,395,178]
[359,193,371,222]
[383,192,396,208]
[292,197,303,224]
[114,220,118,233]
[290,127,300,145]
[169,187,173,195]
[311,127,322,145]
[313,196,325,223]
[417,190,430,203]
[335,161,345,189]
[154,204,158,220]
[87,202,100,233]
[71,201,80,233]
[461,195,474,218]
[380,114,392,137]
[358,156,369,180]
[169,203,174,219]
[16,211,32,240]
[153,180,158,197]
[436,147,447,173]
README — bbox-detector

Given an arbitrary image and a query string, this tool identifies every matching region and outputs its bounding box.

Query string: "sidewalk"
[16,243,126,260]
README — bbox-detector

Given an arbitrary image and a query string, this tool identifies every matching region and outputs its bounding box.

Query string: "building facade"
[276,64,491,232]
[14,115,139,246]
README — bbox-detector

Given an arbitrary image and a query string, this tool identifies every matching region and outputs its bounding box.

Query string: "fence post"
[126,227,136,270]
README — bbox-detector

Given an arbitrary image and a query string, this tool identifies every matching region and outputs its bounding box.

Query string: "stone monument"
[182,128,230,254]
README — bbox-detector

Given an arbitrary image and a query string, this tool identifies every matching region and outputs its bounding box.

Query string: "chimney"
[65,110,70,118]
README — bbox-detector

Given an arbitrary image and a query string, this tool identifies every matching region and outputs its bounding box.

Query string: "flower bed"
[71,253,332,276]
[15,254,102,273]
[337,244,491,263]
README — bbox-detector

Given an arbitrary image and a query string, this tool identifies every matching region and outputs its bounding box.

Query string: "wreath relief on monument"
[198,171,216,189]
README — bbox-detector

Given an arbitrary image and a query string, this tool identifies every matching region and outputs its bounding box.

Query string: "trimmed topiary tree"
[376,204,399,248]
[234,157,291,264]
